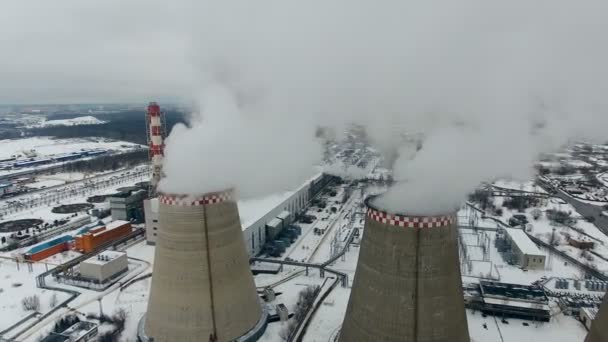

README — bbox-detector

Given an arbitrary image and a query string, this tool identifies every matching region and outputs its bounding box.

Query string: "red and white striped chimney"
[147,102,164,195]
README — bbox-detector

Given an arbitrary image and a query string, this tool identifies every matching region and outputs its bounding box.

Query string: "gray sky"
[0,1,195,104]
[3,1,608,212]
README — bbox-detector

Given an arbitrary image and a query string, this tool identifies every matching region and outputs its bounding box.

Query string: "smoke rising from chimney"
[159,0,608,212]
[3,1,607,211]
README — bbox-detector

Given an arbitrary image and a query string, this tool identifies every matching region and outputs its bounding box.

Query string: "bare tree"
[49,293,58,308]
[22,295,41,311]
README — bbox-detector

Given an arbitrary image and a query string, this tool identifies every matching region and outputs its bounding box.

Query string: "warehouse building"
[79,251,128,283]
[23,235,73,262]
[74,220,132,253]
[473,281,551,322]
[503,227,546,269]
[108,189,147,222]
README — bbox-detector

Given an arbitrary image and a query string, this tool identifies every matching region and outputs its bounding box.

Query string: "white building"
[144,173,332,256]
[580,307,598,330]
[504,227,546,269]
[80,251,128,283]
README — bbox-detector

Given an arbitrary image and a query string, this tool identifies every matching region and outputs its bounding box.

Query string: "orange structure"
[74,221,132,253]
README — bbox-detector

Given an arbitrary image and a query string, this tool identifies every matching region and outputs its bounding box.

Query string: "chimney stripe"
[366,208,454,228]
[159,191,232,206]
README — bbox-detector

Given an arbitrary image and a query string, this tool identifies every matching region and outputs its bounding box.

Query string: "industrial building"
[474,281,551,322]
[74,220,132,253]
[108,189,146,222]
[581,307,598,331]
[500,227,546,269]
[142,190,267,342]
[23,235,73,262]
[40,321,98,342]
[144,173,334,256]
[339,198,470,342]
[585,294,608,342]
[79,251,128,283]
[0,181,16,196]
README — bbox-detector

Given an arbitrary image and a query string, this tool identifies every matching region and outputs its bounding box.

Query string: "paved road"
[537,178,608,235]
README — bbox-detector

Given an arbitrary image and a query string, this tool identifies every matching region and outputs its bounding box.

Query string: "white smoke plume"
[2,1,608,211]
[160,0,608,212]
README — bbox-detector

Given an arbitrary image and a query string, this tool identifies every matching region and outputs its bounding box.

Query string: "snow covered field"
[23,116,106,128]
[0,136,141,160]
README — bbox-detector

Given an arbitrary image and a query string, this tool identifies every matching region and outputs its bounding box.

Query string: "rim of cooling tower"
[158,189,235,206]
[364,195,456,228]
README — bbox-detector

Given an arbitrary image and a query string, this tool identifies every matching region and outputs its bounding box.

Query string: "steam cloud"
[3,1,608,212]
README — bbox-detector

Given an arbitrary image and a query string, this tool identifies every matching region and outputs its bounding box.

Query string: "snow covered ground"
[493,179,547,193]
[489,194,608,274]
[0,136,141,160]
[23,116,106,128]
[0,260,71,333]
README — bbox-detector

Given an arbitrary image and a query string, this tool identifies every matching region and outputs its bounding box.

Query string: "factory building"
[0,181,16,196]
[79,251,128,283]
[585,294,608,342]
[142,190,267,342]
[74,221,132,253]
[475,281,551,322]
[339,197,469,342]
[108,189,147,222]
[144,173,333,256]
[503,227,546,269]
[23,235,73,262]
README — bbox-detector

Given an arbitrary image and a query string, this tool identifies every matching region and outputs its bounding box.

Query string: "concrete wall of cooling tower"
[585,293,608,342]
[339,200,469,342]
[144,193,262,342]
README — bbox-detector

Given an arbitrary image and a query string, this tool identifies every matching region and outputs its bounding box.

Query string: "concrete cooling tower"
[585,293,608,342]
[339,197,470,342]
[142,190,267,342]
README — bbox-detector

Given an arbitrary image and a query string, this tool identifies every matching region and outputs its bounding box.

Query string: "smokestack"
[144,190,265,342]
[585,294,608,342]
[146,102,165,196]
[339,197,469,342]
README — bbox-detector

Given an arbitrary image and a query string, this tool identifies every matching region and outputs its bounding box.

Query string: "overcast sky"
[0,1,197,104]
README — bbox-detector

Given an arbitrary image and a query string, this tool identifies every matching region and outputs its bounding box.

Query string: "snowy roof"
[581,307,598,320]
[238,191,295,229]
[504,227,543,256]
[484,297,550,311]
[83,250,126,265]
[277,211,290,220]
[92,220,129,236]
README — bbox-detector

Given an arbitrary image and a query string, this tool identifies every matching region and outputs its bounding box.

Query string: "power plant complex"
[339,197,470,342]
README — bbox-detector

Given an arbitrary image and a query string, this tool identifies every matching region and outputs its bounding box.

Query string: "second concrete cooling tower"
[585,293,608,342]
[339,198,469,342]
[144,190,266,342]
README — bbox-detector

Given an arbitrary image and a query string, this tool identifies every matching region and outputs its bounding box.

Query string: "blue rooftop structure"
[25,235,73,255]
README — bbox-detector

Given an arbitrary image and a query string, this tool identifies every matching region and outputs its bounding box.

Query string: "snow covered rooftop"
[83,250,126,265]
[504,227,543,256]
[238,191,295,229]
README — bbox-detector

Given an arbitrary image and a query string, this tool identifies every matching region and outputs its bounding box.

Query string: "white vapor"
[2,1,608,211]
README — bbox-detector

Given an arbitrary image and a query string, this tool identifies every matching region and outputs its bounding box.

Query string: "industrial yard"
[0,101,606,342]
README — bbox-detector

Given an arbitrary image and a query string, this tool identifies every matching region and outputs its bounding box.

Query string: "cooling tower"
[339,197,470,342]
[585,293,608,342]
[144,190,264,342]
